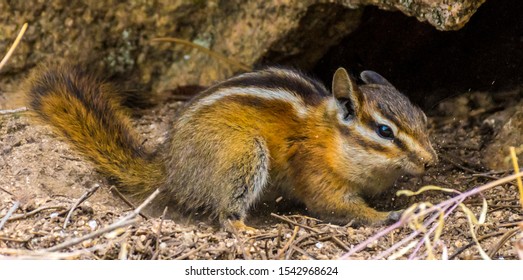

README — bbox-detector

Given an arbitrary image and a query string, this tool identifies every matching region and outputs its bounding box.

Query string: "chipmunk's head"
[331,68,437,181]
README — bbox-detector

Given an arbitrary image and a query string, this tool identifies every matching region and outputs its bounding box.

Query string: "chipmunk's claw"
[227,220,256,233]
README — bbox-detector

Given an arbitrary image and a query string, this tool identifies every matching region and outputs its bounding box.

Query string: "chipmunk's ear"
[332,67,364,119]
[360,70,393,87]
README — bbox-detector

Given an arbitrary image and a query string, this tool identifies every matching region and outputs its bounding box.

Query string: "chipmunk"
[24,64,437,231]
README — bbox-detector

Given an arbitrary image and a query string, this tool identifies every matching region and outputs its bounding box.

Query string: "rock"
[348,0,486,31]
[156,1,363,93]
[0,0,485,99]
[483,100,523,170]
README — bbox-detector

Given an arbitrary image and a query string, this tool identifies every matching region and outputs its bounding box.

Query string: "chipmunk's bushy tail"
[25,64,165,197]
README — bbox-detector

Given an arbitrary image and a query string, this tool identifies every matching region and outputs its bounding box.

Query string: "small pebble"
[88,220,97,230]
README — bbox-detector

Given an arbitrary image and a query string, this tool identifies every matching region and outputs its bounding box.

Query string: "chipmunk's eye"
[376,124,394,140]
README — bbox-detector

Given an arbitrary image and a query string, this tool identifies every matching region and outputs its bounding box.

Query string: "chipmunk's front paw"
[368,210,404,226]
[226,220,256,234]
[386,210,404,223]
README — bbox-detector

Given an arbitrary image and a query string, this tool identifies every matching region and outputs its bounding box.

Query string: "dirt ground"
[0,82,522,260]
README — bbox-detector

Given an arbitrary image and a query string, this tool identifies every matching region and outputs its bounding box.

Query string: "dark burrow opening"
[309,0,523,111]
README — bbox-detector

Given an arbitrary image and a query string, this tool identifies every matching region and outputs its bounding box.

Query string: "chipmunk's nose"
[423,150,438,169]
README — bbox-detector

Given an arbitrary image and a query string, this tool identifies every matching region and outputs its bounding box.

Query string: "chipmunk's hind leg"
[218,138,269,233]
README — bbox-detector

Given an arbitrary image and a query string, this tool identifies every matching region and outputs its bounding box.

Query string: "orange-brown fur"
[24,64,437,231]
[24,64,165,198]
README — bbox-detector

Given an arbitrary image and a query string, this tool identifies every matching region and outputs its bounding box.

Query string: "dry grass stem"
[342,172,523,260]
[0,23,28,71]
[151,37,251,72]
[509,147,523,208]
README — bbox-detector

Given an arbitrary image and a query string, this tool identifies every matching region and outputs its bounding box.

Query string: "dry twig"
[0,247,95,260]
[449,231,506,260]
[46,219,138,253]
[271,213,321,233]
[472,174,518,187]
[6,205,67,222]
[0,107,28,115]
[277,225,300,260]
[328,235,351,252]
[227,220,252,260]
[487,227,520,258]
[63,183,101,229]
[174,244,207,260]
[0,236,30,243]
[45,189,161,252]
[498,221,523,227]
[109,186,150,220]
[0,201,20,230]
[151,206,168,260]
[289,244,315,260]
[0,186,14,196]
[440,154,482,174]
[118,241,129,260]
